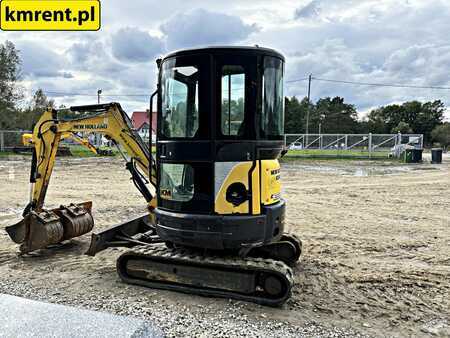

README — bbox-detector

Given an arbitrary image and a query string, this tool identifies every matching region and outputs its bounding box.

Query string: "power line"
[41,91,97,97]
[36,75,450,100]
[285,77,309,83]
[40,90,150,97]
[312,77,450,90]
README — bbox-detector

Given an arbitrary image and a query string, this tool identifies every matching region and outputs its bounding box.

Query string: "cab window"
[161,61,199,138]
[221,65,245,136]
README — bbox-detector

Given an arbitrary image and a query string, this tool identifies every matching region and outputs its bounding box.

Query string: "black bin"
[413,148,423,163]
[431,148,443,164]
[404,148,423,163]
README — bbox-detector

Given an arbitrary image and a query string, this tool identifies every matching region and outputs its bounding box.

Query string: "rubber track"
[282,232,303,264]
[117,245,294,307]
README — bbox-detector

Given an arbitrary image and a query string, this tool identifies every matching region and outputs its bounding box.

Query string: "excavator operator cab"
[154,46,286,251]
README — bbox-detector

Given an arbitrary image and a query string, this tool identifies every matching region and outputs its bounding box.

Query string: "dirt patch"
[0,156,449,337]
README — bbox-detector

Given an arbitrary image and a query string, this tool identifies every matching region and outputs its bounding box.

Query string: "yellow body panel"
[251,162,261,214]
[214,160,281,215]
[214,162,252,214]
[260,160,282,205]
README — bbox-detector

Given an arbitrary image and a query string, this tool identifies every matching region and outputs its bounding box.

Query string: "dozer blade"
[86,214,159,256]
[5,202,94,254]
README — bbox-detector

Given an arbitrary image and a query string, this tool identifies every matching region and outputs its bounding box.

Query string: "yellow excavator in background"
[22,132,99,155]
[6,46,302,306]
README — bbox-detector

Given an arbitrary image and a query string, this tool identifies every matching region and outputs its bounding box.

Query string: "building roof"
[131,111,156,131]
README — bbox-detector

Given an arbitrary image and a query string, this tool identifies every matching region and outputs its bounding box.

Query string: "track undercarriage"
[87,215,301,306]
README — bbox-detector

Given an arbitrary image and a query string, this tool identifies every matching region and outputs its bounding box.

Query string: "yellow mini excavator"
[6,46,302,306]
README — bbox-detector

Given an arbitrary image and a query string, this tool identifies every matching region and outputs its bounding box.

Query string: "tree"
[314,97,360,134]
[411,100,445,144]
[391,121,412,134]
[284,96,362,134]
[367,100,445,143]
[0,40,22,129]
[431,123,450,149]
[367,104,403,134]
[284,96,310,134]
[16,89,55,130]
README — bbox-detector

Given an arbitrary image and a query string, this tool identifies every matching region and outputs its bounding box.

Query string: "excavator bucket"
[6,202,94,254]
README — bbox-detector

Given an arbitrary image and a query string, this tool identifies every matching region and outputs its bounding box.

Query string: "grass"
[68,145,99,157]
[0,151,17,157]
[284,149,391,160]
[2,146,390,161]
[1,144,154,159]
[68,145,122,157]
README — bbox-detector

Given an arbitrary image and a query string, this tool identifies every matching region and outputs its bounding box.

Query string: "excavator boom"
[6,103,156,253]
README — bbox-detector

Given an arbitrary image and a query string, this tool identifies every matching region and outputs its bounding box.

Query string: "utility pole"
[305,74,312,147]
[97,89,102,104]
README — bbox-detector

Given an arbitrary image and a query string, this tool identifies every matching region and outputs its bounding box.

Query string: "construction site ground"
[0,155,449,337]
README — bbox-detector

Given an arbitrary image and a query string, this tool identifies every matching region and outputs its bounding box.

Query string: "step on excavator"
[5,46,302,306]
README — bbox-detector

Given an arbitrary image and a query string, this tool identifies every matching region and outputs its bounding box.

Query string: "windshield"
[261,56,284,138]
[161,59,199,138]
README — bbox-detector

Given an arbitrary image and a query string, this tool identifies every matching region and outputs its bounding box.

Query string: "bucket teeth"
[5,202,94,254]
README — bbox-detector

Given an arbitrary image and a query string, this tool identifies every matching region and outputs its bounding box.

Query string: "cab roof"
[162,46,285,62]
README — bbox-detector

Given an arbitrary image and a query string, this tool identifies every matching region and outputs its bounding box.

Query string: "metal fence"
[284,133,424,158]
[1,130,424,159]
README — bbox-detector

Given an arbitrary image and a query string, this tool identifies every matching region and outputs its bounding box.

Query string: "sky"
[1,0,450,120]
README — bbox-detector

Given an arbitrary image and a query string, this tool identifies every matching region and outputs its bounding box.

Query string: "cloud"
[15,41,71,79]
[248,0,450,117]
[111,27,164,63]
[4,0,450,120]
[66,38,129,78]
[294,0,321,19]
[160,9,258,50]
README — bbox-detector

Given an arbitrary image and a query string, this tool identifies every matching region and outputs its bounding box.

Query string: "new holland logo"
[74,123,108,130]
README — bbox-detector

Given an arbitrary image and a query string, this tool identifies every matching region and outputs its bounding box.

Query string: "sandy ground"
[0,155,449,337]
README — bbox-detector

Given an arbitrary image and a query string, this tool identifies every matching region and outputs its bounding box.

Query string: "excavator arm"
[6,103,157,253]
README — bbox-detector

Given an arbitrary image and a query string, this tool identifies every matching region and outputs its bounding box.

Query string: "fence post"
[368,133,372,158]
[345,135,348,150]
[0,131,4,152]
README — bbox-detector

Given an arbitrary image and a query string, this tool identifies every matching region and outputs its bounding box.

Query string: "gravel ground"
[1,155,449,337]
[0,277,365,337]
